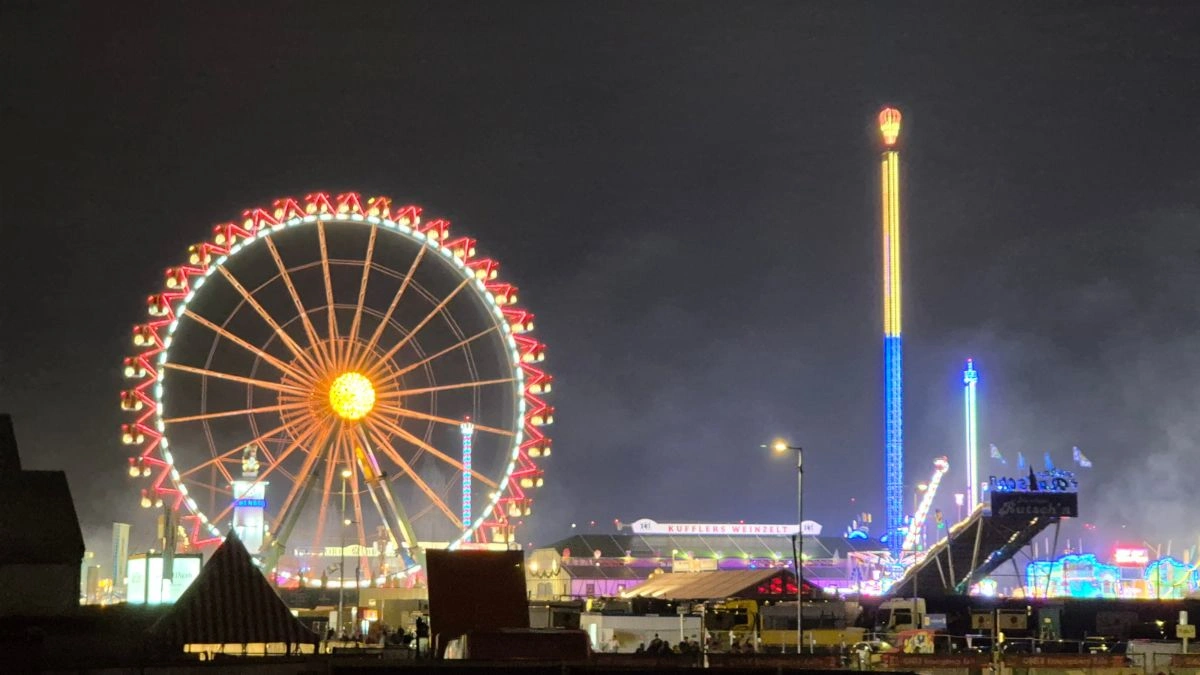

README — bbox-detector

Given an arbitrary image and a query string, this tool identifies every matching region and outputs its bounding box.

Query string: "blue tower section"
[878,107,904,557]
[884,336,904,555]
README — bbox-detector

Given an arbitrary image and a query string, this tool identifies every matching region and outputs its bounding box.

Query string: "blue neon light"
[461,425,473,529]
[884,335,904,556]
[235,498,266,508]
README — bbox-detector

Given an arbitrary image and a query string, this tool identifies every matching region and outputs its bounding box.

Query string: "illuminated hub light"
[879,107,905,556]
[461,419,474,530]
[328,371,376,421]
[963,359,979,512]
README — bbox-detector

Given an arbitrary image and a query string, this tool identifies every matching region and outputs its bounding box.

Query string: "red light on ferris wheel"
[879,107,902,147]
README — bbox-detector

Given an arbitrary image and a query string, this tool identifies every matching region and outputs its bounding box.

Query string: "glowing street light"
[764,438,804,653]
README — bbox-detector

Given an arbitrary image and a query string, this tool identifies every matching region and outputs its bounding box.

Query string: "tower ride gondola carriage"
[121,192,552,585]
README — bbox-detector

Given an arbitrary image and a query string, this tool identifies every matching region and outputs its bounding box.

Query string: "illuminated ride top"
[901,456,949,556]
[121,191,553,585]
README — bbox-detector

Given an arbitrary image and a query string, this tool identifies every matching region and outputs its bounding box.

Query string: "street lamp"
[338,467,352,638]
[768,439,804,653]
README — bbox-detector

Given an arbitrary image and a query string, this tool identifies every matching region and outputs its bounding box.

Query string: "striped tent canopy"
[149,530,318,647]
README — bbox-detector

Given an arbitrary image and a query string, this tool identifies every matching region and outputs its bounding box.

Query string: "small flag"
[989,443,1006,464]
[1044,452,1054,470]
[1017,452,1026,469]
[1072,446,1093,468]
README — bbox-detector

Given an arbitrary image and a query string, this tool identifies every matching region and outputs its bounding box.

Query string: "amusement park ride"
[120,191,553,587]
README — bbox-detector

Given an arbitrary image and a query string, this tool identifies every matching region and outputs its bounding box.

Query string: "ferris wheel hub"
[328,371,376,421]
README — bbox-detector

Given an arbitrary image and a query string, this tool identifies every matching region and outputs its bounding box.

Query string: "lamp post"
[338,467,351,637]
[770,440,804,653]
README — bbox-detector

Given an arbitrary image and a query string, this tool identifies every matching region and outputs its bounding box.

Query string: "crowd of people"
[631,633,707,656]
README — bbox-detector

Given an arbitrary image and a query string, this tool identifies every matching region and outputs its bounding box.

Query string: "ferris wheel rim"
[122,193,550,560]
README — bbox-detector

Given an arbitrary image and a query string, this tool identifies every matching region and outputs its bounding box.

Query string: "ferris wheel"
[120,192,552,581]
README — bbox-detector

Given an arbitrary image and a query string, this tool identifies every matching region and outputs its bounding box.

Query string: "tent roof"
[149,531,318,645]
[562,565,653,581]
[621,569,800,601]
[549,532,881,562]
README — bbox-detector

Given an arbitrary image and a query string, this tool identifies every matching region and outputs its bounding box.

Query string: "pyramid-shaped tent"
[149,530,318,648]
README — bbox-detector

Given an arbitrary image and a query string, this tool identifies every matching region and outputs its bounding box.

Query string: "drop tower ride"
[878,107,904,556]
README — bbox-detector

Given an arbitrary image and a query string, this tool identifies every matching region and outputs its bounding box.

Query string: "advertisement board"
[629,518,823,537]
[990,492,1078,518]
[126,553,203,604]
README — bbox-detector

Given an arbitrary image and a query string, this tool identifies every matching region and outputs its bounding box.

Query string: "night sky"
[4,3,1200,561]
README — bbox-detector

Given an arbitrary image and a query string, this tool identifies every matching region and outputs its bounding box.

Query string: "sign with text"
[990,491,1078,518]
[629,518,822,537]
[1113,547,1150,566]
[1006,655,1125,669]
[883,654,989,668]
[989,469,1079,493]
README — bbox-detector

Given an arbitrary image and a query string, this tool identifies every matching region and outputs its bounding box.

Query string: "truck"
[874,597,927,635]
[706,599,866,652]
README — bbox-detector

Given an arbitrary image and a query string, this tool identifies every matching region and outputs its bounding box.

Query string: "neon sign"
[630,518,823,537]
[989,469,1079,493]
[1113,547,1150,566]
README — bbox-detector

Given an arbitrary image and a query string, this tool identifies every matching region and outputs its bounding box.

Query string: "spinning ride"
[120,192,552,582]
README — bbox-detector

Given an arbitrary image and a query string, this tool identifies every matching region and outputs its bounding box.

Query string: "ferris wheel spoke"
[357,245,427,372]
[380,377,515,399]
[268,418,338,535]
[163,401,309,425]
[368,415,499,490]
[203,416,325,535]
[182,310,309,381]
[346,225,378,369]
[375,402,515,438]
[367,276,475,381]
[176,420,289,478]
[374,325,501,388]
[216,266,322,382]
[163,362,309,396]
[364,423,463,529]
[317,222,340,363]
[264,235,331,366]
[185,480,233,497]
[346,444,372,576]
[310,432,343,556]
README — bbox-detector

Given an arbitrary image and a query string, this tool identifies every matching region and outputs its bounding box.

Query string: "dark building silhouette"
[0,414,86,615]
